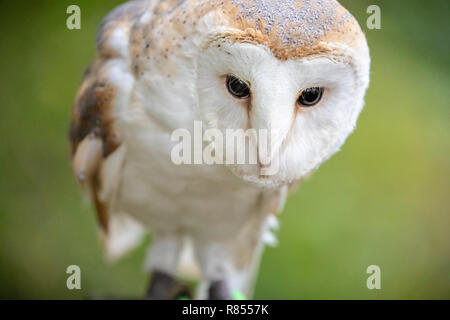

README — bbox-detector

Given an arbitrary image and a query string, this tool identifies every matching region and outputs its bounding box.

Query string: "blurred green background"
[0,0,448,299]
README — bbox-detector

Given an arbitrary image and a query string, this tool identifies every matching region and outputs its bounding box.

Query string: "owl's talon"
[146,270,192,300]
[208,280,232,300]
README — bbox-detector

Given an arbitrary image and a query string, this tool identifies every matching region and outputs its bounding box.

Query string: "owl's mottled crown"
[218,0,365,60]
[96,0,367,73]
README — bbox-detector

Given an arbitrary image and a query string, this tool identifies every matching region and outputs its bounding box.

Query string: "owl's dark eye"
[226,75,250,99]
[297,87,324,107]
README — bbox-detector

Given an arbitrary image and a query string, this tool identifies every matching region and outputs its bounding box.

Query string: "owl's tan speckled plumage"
[94,0,364,75]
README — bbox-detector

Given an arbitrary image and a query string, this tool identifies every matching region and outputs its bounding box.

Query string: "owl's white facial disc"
[196,41,369,188]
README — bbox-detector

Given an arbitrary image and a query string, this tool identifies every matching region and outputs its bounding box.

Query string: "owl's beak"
[249,98,293,175]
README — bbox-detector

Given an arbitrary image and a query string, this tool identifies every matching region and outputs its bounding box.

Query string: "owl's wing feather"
[69,59,121,234]
[69,1,149,235]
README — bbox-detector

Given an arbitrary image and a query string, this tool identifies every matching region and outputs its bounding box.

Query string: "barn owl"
[69,0,370,299]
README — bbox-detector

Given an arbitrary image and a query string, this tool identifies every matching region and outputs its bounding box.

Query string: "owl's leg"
[193,234,265,300]
[145,232,191,299]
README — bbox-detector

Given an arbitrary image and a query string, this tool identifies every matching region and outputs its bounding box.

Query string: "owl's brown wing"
[69,1,150,233]
[69,58,121,233]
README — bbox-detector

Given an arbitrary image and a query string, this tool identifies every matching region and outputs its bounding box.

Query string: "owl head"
[188,0,370,188]
[131,0,370,188]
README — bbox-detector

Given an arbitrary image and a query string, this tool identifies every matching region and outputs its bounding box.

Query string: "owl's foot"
[208,280,232,300]
[146,270,192,300]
